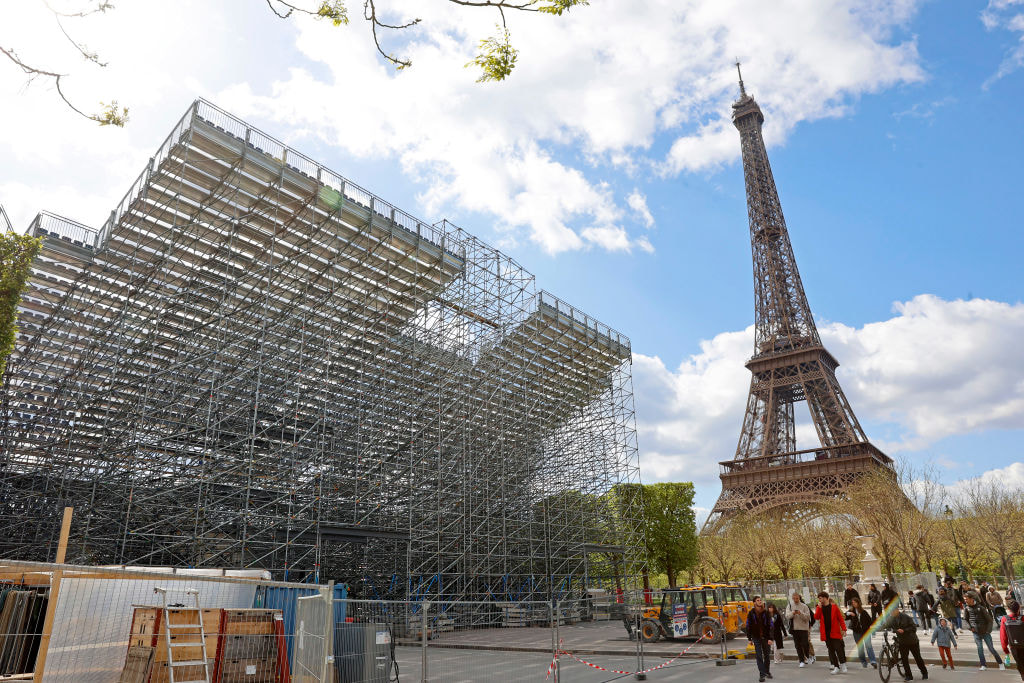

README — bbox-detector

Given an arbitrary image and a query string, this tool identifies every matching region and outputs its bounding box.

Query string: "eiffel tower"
[704,66,895,529]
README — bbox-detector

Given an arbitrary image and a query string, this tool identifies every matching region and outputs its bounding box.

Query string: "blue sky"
[2,0,1023,514]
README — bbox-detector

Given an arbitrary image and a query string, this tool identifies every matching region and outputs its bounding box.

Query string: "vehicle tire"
[640,619,662,643]
[698,619,722,644]
[877,648,893,683]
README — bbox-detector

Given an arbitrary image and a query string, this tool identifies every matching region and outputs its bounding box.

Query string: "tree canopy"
[616,481,699,587]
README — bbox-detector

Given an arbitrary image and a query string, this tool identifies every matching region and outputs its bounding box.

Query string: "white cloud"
[627,190,655,229]
[214,0,924,252]
[0,1,925,252]
[633,295,1024,488]
[981,0,1024,87]
[942,462,1024,500]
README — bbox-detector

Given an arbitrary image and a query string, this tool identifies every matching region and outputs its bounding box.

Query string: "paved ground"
[395,645,1022,682]
[419,621,1023,681]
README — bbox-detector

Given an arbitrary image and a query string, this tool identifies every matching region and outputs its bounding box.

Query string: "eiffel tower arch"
[704,67,895,531]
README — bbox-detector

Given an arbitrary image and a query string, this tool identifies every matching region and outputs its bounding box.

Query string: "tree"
[615,483,698,588]
[831,467,905,579]
[698,525,744,584]
[794,520,832,579]
[822,516,863,578]
[955,478,1024,580]
[3,0,588,125]
[0,228,42,379]
[731,513,774,594]
[885,462,946,573]
[763,513,801,581]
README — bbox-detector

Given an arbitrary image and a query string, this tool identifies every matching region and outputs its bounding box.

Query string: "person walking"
[814,591,848,675]
[787,592,814,667]
[844,583,861,609]
[1000,600,1024,681]
[989,586,1007,619]
[747,596,774,682]
[767,603,787,664]
[868,583,883,621]
[936,589,957,633]
[943,577,961,631]
[930,617,958,670]
[888,609,928,681]
[908,590,921,626]
[964,590,1005,670]
[845,597,877,669]
[914,586,933,632]
[881,582,898,612]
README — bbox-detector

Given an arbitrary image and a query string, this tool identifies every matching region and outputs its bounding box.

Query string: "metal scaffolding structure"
[0,99,643,602]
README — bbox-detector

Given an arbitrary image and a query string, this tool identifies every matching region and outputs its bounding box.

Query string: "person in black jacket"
[888,610,928,681]
[868,584,883,621]
[914,586,933,632]
[767,603,787,663]
[881,583,898,610]
[746,596,774,682]
[844,583,861,609]
[846,597,877,668]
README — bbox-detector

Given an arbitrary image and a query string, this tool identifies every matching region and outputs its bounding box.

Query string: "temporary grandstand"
[0,99,643,602]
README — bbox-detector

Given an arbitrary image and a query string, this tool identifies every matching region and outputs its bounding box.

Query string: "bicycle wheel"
[895,653,908,679]
[877,647,894,683]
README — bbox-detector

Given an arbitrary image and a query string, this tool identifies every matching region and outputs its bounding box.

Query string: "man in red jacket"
[1001,600,1024,680]
[815,591,848,674]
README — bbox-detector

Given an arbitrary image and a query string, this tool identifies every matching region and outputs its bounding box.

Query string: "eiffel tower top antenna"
[735,60,746,97]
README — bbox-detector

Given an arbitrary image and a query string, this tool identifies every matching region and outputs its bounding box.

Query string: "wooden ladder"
[154,586,211,683]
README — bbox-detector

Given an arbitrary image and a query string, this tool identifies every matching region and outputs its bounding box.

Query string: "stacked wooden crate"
[432,615,454,634]
[495,603,530,627]
[127,606,222,683]
[218,609,286,683]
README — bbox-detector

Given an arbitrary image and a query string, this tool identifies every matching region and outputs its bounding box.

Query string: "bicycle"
[877,630,908,683]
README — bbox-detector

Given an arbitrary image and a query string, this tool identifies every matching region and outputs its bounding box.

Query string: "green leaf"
[92,101,129,127]
[537,0,589,16]
[0,231,42,379]
[316,0,349,26]
[466,25,519,83]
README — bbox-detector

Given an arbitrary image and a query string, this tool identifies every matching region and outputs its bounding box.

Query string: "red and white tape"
[544,648,559,680]
[548,632,708,678]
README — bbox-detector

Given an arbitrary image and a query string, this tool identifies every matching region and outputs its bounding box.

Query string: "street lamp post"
[944,505,967,581]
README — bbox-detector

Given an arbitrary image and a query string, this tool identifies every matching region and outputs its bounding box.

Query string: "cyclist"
[887,609,928,681]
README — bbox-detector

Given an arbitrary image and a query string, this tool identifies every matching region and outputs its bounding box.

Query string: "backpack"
[1006,616,1024,648]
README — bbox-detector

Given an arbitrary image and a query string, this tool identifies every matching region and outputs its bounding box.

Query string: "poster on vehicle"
[672,604,688,637]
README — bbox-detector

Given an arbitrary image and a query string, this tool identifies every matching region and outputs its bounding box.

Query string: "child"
[931,616,958,670]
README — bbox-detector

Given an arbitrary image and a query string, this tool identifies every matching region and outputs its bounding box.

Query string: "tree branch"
[0,45,126,125]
